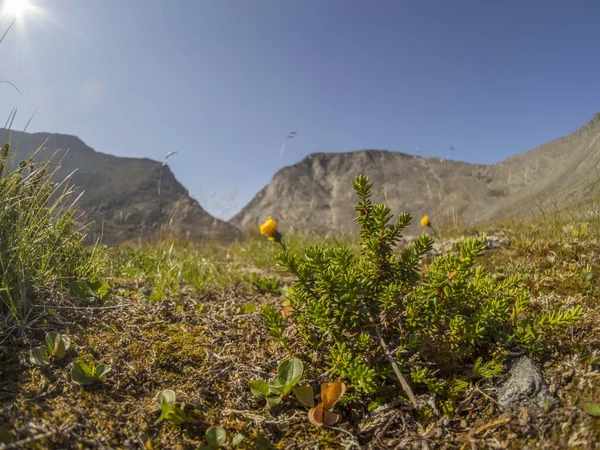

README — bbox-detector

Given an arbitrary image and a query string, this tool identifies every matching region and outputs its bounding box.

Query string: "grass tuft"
[0,141,103,334]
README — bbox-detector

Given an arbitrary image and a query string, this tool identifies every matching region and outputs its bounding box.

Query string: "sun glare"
[4,0,30,17]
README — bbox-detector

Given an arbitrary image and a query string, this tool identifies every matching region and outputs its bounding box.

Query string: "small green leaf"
[205,426,227,447]
[30,347,50,366]
[267,380,286,395]
[164,406,186,425]
[94,364,112,379]
[155,390,186,425]
[256,436,271,450]
[583,402,600,417]
[97,284,111,299]
[236,304,257,314]
[157,389,177,412]
[292,384,315,408]
[265,394,282,404]
[46,332,70,358]
[231,433,245,446]
[276,358,303,389]
[58,334,71,356]
[248,380,269,397]
[46,331,58,354]
[71,361,95,385]
[89,280,110,299]
[149,291,165,302]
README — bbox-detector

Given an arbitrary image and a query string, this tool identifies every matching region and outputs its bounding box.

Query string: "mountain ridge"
[231,113,600,234]
[1,128,240,245]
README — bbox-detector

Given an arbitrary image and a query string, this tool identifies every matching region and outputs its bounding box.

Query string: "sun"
[3,0,30,17]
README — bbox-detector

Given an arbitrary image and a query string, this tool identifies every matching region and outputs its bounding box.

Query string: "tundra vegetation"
[0,151,598,449]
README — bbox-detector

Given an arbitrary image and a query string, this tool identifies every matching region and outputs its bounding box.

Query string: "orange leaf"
[308,403,341,427]
[321,381,346,409]
[308,403,324,427]
[322,409,340,426]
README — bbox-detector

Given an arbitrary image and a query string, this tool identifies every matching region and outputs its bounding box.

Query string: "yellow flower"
[259,216,278,236]
[420,215,430,227]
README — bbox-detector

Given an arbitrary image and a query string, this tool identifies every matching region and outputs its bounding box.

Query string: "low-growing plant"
[71,360,112,386]
[308,381,346,427]
[30,331,71,366]
[199,426,228,449]
[69,279,111,301]
[293,381,347,427]
[243,272,281,295]
[261,175,584,413]
[249,357,303,404]
[155,389,186,425]
[235,303,257,315]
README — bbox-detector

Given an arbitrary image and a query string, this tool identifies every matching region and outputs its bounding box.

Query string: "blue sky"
[2,0,600,219]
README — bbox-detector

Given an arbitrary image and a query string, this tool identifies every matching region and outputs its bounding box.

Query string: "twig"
[372,324,418,407]
[474,416,510,435]
[3,423,76,449]
[29,303,129,310]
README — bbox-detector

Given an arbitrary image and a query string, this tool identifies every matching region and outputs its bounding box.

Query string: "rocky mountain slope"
[231,113,600,234]
[1,129,239,245]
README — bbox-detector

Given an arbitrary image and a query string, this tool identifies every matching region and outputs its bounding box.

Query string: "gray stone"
[497,356,556,410]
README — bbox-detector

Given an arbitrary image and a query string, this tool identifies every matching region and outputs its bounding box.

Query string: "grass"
[0,142,103,335]
[0,191,599,447]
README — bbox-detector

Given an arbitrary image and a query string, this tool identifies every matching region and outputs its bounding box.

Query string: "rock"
[422,235,510,257]
[497,356,556,410]
[485,235,511,248]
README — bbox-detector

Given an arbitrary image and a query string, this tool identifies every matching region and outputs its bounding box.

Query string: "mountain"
[1,129,240,245]
[230,114,600,234]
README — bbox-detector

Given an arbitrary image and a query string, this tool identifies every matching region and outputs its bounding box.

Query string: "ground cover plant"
[0,173,598,448]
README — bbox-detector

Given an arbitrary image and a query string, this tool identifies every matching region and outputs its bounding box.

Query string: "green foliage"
[30,331,71,366]
[71,360,112,386]
[260,305,287,347]
[69,279,111,301]
[471,357,505,380]
[155,389,187,425]
[204,426,227,448]
[264,175,583,411]
[231,434,245,446]
[0,142,104,326]
[249,358,303,404]
[583,403,600,417]
[235,303,257,314]
[243,272,281,294]
[576,265,595,296]
[109,242,240,298]
[328,343,378,393]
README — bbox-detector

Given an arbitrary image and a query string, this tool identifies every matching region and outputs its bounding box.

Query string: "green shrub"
[262,175,583,413]
[0,142,103,326]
